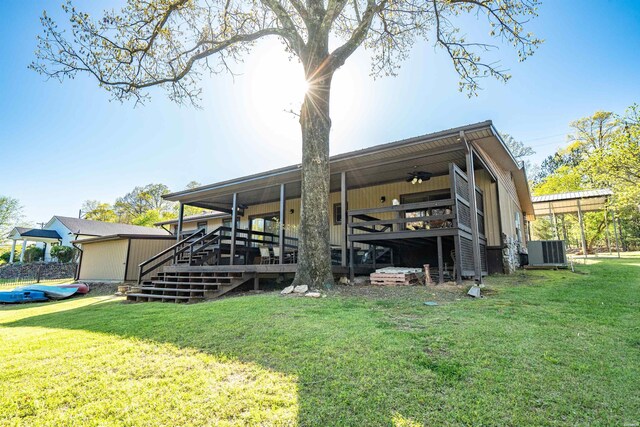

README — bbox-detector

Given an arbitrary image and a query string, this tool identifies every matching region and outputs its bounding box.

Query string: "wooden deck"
[164,263,373,276]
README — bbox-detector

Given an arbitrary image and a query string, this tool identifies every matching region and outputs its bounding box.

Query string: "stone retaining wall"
[0,262,77,280]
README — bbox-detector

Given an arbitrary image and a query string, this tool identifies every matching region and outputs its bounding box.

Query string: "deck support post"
[612,209,621,258]
[230,193,238,265]
[253,274,259,290]
[341,172,347,268]
[279,184,285,264]
[349,242,354,281]
[437,236,444,284]
[577,199,588,259]
[464,137,483,284]
[176,203,184,242]
[9,239,16,264]
[372,245,377,270]
[453,235,462,285]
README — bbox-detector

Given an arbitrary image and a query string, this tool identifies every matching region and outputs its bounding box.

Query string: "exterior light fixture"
[380,196,386,203]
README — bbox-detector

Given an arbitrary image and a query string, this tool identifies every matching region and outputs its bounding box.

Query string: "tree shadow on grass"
[1,293,463,426]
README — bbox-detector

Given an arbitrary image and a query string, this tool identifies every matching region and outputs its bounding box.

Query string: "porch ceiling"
[166,121,501,209]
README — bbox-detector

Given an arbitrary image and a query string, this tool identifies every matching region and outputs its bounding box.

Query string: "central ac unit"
[527,240,567,267]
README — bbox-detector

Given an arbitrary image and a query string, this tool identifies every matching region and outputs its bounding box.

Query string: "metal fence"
[0,277,74,289]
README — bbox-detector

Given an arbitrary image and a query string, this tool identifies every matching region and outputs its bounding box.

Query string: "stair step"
[151,280,229,286]
[140,287,208,293]
[127,293,202,301]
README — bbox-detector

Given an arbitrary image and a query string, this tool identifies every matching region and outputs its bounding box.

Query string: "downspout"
[72,242,83,281]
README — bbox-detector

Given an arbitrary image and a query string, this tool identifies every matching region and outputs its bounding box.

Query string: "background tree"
[32,0,542,289]
[181,181,212,217]
[533,105,640,252]
[82,200,118,222]
[114,184,174,223]
[501,133,535,173]
[0,196,24,242]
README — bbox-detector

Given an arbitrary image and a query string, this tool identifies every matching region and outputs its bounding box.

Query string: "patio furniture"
[259,246,274,264]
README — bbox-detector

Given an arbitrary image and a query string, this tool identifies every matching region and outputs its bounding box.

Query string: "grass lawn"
[1,256,638,426]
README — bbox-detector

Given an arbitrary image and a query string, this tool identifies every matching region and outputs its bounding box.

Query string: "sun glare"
[246,45,309,112]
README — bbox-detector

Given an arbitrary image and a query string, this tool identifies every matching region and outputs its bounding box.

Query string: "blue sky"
[1,0,639,224]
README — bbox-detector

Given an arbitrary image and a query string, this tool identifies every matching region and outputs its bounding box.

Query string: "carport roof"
[531,189,613,216]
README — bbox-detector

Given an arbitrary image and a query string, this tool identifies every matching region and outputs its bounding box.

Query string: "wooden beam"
[348,228,459,242]
[279,184,285,264]
[453,235,462,285]
[230,193,238,265]
[341,171,347,267]
[437,236,444,284]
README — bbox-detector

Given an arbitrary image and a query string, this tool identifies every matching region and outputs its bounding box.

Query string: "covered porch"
[7,227,62,263]
[152,122,516,285]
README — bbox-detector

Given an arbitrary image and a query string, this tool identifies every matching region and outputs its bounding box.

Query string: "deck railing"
[347,199,456,238]
[137,228,206,284]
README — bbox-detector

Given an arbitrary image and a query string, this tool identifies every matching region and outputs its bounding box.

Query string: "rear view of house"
[129,121,533,302]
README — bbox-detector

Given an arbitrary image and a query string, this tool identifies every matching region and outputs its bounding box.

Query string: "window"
[333,203,342,225]
[197,221,207,232]
[249,213,280,240]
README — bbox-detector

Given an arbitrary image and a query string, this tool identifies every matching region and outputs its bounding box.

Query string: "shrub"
[51,245,75,263]
[23,246,44,263]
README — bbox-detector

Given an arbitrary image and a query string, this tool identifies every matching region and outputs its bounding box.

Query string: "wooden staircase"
[127,267,255,303]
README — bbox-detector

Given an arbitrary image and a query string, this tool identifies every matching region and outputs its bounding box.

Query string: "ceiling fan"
[406,171,433,184]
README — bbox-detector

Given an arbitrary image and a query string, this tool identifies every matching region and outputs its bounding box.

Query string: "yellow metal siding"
[125,238,175,281]
[78,239,128,282]
[475,144,522,241]
[474,170,501,246]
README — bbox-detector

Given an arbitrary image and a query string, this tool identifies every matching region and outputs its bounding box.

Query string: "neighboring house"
[134,121,534,300]
[7,216,170,263]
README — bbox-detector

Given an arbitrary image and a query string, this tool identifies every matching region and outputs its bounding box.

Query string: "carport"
[531,189,619,258]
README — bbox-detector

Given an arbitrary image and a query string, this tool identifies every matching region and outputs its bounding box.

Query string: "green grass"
[1,257,639,426]
[0,278,74,288]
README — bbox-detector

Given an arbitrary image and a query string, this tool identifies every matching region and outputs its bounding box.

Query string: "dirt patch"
[83,282,121,296]
[329,282,474,303]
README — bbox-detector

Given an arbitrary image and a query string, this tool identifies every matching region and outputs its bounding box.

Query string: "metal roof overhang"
[532,194,611,216]
[164,121,518,210]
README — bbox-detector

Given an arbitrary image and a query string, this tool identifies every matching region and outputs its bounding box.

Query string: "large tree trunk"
[291,56,335,290]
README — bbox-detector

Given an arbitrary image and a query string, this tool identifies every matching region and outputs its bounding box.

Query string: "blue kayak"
[13,285,78,300]
[0,290,48,303]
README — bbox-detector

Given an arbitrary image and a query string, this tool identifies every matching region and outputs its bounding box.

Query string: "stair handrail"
[137,227,206,284]
[188,226,225,265]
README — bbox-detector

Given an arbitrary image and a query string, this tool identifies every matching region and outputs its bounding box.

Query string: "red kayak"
[57,283,90,294]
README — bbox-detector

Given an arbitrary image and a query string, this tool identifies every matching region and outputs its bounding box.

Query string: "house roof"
[163,120,533,216]
[72,234,176,244]
[154,211,229,226]
[51,216,170,237]
[531,189,613,215]
[20,229,62,239]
